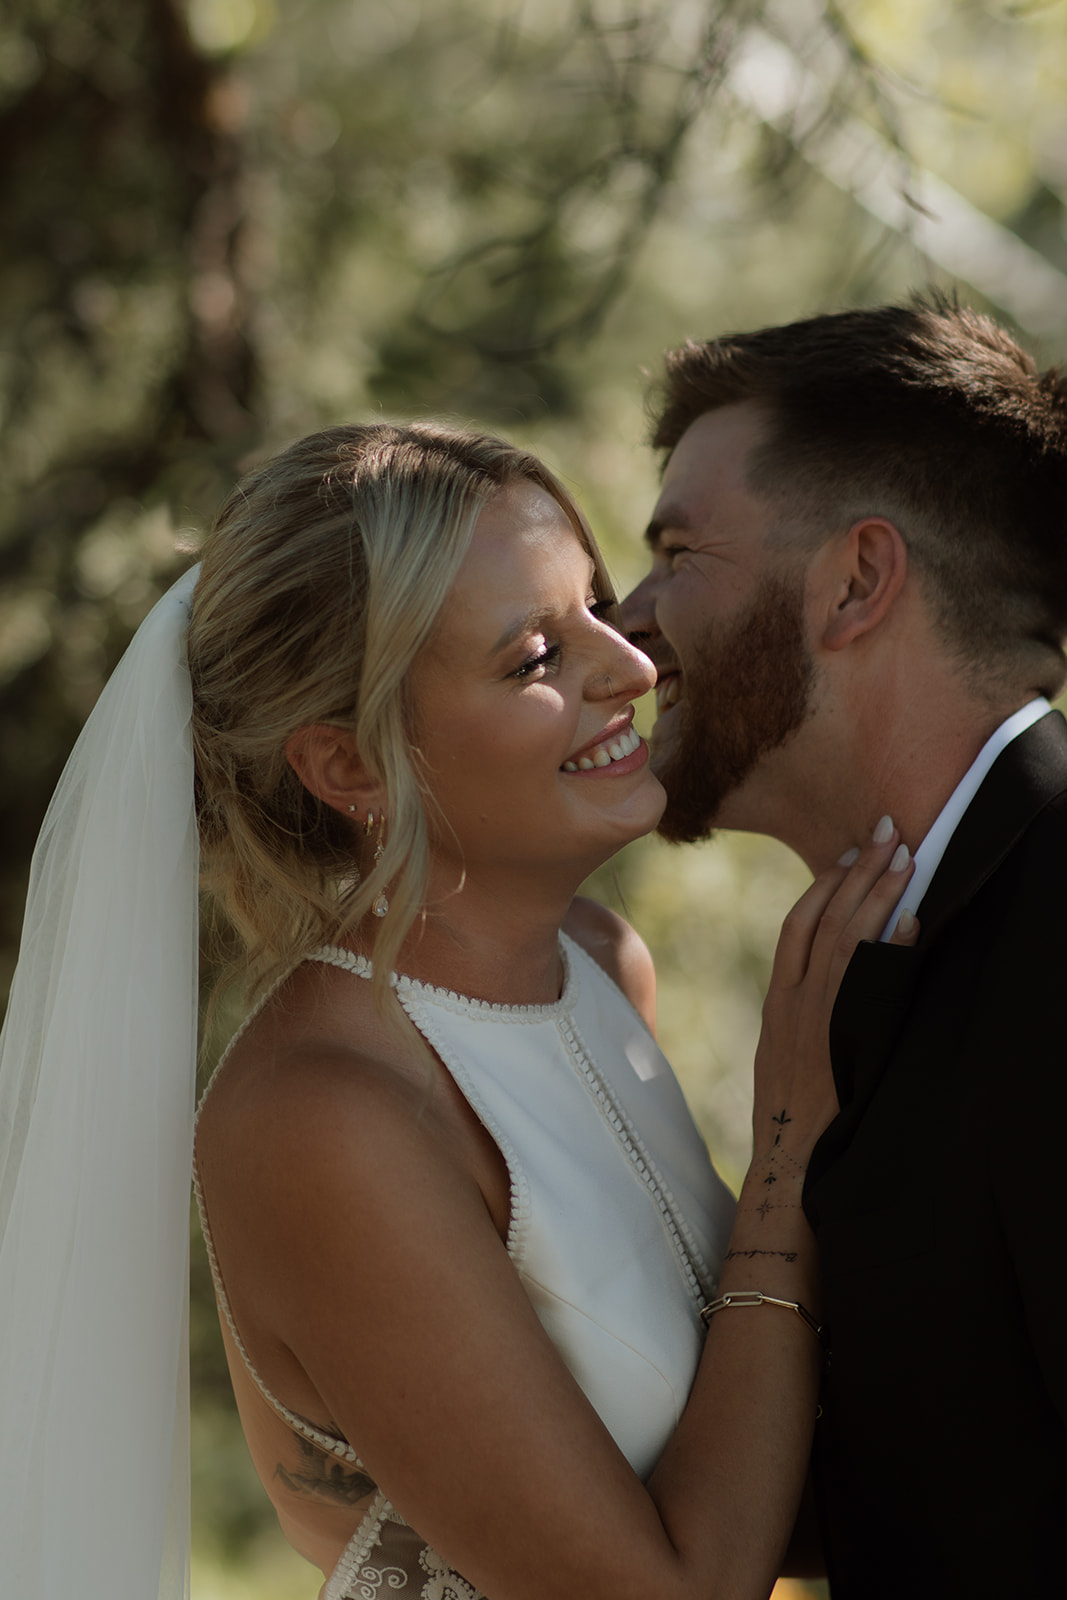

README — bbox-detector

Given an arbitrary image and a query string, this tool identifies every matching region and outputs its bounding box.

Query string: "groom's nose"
[619,567,661,648]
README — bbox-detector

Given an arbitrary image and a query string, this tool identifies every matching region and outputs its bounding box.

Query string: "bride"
[0,421,914,1600]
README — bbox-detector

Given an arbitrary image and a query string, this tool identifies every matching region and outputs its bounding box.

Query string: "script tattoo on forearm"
[724,1247,799,1264]
[275,1436,378,1505]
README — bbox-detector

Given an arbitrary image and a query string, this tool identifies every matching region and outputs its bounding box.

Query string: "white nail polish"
[873,814,894,845]
[889,842,910,872]
[837,846,860,867]
[896,909,916,936]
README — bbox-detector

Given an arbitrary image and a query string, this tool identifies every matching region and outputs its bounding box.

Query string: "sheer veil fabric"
[0,566,201,1599]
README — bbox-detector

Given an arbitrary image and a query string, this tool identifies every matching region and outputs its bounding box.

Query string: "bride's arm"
[646,828,917,1591]
[200,828,913,1600]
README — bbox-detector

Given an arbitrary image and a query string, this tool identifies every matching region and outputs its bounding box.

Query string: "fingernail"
[896,908,916,936]
[837,846,860,867]
[873,814,894,845]
[889,842,910,872]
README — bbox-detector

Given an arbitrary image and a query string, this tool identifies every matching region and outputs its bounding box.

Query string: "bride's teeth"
[562,725,641,772]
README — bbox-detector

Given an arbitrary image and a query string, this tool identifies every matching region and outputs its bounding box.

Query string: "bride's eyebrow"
[486,558,598,658]
[487,606,552,659]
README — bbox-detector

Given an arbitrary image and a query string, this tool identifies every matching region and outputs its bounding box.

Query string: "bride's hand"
[752,819,919,1165]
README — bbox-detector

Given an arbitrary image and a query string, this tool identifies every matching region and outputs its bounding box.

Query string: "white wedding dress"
[196,932,736,1598]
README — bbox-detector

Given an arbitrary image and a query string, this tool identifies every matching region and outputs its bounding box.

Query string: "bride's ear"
[285,725,386,819]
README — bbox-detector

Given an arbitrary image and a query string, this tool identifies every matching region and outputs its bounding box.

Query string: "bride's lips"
[561,712,648,776]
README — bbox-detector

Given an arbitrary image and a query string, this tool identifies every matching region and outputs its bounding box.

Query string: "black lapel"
[913,709,1067,945]
[806,710,1067,1215]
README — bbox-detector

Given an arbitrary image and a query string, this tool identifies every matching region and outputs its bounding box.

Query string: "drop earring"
[342,805,361,887]
[365,811,389,918]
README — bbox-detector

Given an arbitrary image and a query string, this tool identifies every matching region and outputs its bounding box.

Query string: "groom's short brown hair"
[651,295,1067,696]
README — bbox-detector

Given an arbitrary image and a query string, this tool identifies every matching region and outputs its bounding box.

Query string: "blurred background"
[2,0,1067,1594]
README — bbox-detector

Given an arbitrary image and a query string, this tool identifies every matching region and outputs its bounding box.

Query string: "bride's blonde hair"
[188,421,613,1011]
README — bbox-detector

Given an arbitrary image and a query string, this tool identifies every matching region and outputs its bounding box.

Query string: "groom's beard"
[654,569,816,844]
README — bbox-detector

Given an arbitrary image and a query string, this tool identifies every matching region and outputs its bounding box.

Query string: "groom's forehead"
[654,405,772,510]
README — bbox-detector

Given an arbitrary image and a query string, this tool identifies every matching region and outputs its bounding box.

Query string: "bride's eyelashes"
[511,642,562,681]
[510,597,618,681]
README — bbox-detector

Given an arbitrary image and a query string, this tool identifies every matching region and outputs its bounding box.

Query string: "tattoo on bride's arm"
[773,1146,807,1178]
[754,1144,806,1189]
[275,1437,378,1505]
[724,1247,799,1264]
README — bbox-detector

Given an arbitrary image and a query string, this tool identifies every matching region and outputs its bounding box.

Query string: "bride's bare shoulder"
[196,956,413,1164]
[562,895,657,1035]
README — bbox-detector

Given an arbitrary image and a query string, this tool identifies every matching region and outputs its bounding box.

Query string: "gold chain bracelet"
[700,1289,826,1347]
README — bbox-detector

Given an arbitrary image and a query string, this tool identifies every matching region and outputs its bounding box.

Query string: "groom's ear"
[816,517,908,652]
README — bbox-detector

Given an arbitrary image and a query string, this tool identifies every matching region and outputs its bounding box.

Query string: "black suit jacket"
[804,710,1067,1599]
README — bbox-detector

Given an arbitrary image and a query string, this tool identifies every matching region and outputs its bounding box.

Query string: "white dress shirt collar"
[880,698,1051,940]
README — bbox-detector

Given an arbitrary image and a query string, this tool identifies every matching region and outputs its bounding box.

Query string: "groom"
[621,296,1067,1598]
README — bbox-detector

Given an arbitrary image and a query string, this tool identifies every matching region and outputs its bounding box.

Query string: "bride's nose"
[586,626,657,700]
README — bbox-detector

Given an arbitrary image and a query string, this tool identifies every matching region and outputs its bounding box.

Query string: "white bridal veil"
[0,566,201,1599]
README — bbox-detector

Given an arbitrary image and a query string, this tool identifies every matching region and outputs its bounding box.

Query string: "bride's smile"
[560,716,642,772]
[410,479,666,883]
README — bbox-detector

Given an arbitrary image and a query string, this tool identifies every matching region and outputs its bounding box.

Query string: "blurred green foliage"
[3,0,1067,1589]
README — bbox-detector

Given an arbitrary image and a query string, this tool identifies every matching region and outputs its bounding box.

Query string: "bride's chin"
[636,766,668,815]
[595,771,668,848]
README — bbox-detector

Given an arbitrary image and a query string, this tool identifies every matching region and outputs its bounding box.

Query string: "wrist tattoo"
[773,1147,806,1178]
[753,1145,807,1194]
